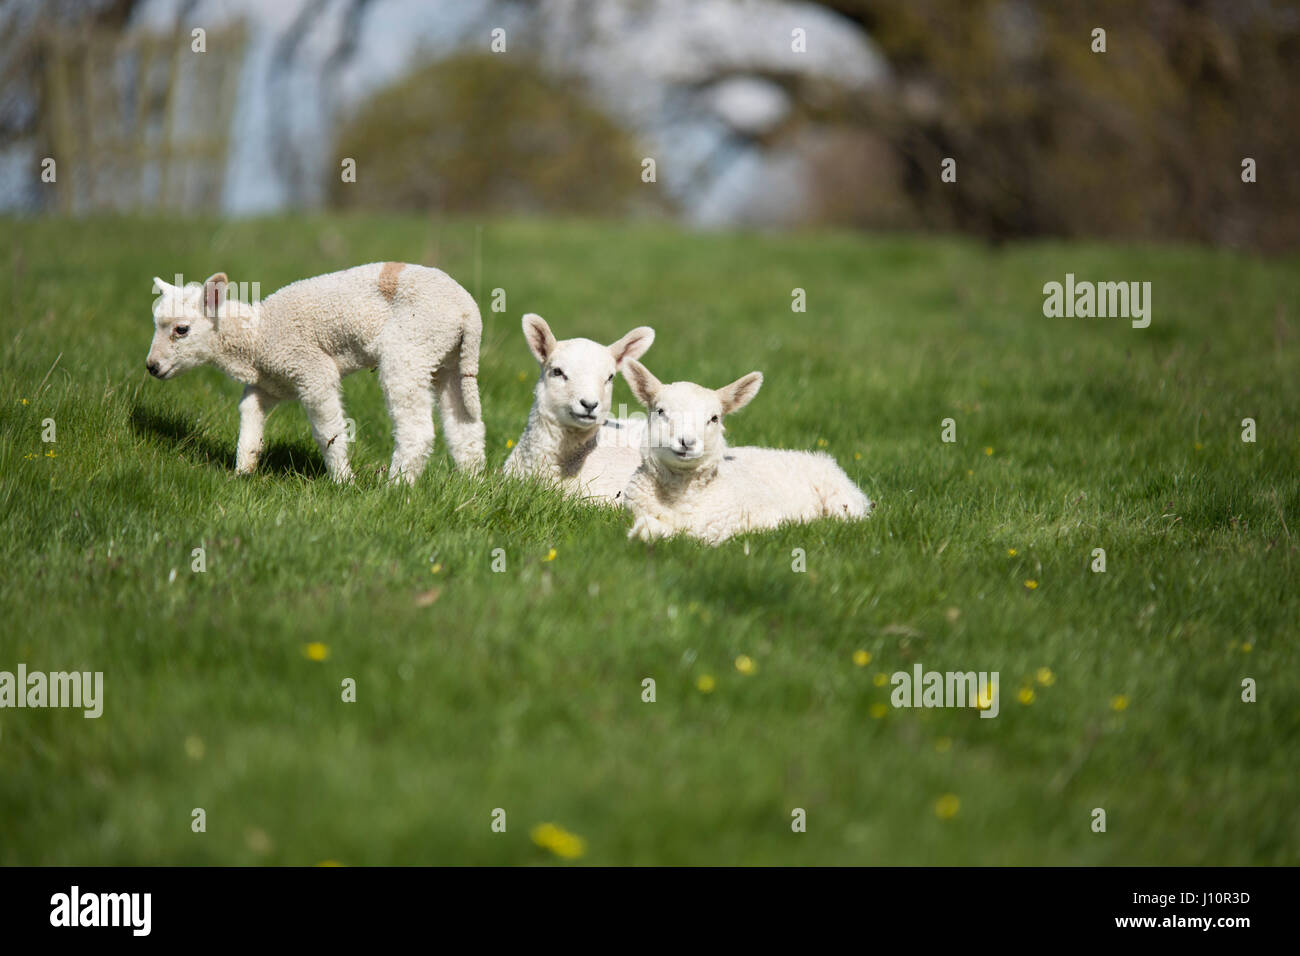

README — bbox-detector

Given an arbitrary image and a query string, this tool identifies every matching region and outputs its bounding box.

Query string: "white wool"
[503,313,653,504]
[621,360,874,545]
[145,263,485,483]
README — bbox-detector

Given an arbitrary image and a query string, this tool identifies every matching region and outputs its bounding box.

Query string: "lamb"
[145,263,485,483]
[620,360,874,545]
[503,313,654,502]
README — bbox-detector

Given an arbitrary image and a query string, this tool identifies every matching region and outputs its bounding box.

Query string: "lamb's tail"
[456,306,483,421]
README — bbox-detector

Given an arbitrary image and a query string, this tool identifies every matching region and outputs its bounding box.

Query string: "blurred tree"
[330,53,657,217]
[810,0,1300,250]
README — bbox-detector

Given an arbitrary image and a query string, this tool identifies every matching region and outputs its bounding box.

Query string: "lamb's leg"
[235,385,279,475]
[629,512,674,542]
[434,365,486,472]
[300,374,353,483]
[816,473,874,519]
[379,360,436,485]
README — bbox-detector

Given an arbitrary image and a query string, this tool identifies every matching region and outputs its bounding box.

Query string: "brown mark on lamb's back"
[378,262,405,302]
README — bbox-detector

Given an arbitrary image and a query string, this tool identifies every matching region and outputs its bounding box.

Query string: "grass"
[0,214,1297,865]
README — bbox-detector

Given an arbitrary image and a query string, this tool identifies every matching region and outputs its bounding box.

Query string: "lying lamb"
[146,264,485,483]
[621,360,874,544]
[503,313,654,502]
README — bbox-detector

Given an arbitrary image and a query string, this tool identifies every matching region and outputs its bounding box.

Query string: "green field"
[1,216,1296,865]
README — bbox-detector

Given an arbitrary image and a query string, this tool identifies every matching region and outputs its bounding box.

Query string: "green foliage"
[330,54,654,217]
[0,215,1297,863]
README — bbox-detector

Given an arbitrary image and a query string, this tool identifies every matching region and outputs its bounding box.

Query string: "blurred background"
[1,0,1296,250]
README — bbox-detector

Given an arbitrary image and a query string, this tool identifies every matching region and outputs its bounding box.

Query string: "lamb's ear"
[522,313,557,364]
[608,326,654,367]
[152,276,169,294]
[717,371,763,415]
[622,359,662,408]
[202,272,229,320]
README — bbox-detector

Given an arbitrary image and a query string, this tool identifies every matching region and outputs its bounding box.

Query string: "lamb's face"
[645,382,728,471]
[537,337,620,429]
[146,275,221,379]
[623,360,764,474]
[521,313,654,433]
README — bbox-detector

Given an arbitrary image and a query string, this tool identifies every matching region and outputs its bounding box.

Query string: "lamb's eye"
[606,374,614,383]
[709,414,719,424]
[174,325,189,338]
[550,367,566,379]
[657,408,667,419]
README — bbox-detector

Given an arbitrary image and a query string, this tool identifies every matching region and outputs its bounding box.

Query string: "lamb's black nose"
[146,360,160,377]
[579,398,598,412]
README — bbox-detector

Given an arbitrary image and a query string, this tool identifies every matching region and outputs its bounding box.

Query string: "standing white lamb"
[620,360,874,545]
[503,313,654,502]
[145,263,485,483]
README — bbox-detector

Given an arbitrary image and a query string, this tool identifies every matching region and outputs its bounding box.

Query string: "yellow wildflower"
[531,823,586,859]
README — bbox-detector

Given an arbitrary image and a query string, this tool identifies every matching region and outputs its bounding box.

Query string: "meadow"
[0,215,1296,864]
